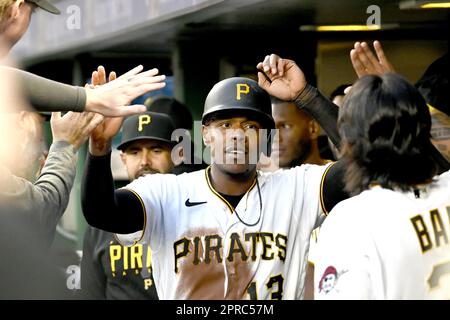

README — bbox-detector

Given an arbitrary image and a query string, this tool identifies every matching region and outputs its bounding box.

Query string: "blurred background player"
[270,97,327,168]
[145,95,206,174]
[315,73,450,299]
[81,111,176,300]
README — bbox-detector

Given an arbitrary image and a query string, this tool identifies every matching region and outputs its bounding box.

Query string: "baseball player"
[314,73,450,299]
[270,96,328,168]
[81,111,177,299]
[81,54,352,299]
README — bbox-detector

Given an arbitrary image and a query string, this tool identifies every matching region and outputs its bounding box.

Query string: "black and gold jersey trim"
[120,188,147,245]
[205,166,257,214]
[319,162,336,216]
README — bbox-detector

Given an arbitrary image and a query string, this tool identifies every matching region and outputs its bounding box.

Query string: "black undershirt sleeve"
[294,84,347,212]
[2,66,86,112]
[294,84,341,149]
[81,152,144,234]
[321,161,348,214]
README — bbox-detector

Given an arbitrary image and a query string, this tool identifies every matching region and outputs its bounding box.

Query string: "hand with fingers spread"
[84,65,166,117]
[350,41,395,78]
[256,54,307,101]
[51,111,104,151]
[88,66,128,156]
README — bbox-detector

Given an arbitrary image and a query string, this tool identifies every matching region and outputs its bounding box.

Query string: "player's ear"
[10,0,25,19]
[309,120,320,139]
[202,125,211,147]
[171,145,183,166]
[119,152,127,166]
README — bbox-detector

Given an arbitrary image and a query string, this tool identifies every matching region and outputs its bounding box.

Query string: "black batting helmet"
[202,77,275,129]
[202,77,275,156]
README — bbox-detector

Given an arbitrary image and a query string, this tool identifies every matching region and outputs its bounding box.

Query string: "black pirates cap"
[117,111,177,151]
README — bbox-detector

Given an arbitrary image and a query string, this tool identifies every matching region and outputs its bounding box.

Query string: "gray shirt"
[0,141,77,243]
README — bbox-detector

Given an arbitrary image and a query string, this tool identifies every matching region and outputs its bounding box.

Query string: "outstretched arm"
[257,54,348,211]
[1,65,166,117]
[81,66,144,234]
[257,54,340,148]
[81,152,144,234]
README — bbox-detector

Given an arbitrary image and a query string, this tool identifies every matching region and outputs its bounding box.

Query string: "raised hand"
[84,65,165,117]
[256,54,307,101]
[350,41,395,78]
[51,111,104,151]
[88,66,127,155]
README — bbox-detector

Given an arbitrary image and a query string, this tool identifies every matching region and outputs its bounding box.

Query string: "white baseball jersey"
[118,164,332,300]
[315,170,450,300]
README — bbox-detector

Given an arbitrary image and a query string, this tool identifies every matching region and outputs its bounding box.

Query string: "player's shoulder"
[326,189,382,225]
[436,169,450,186]
[128,169,205,187]
[260,163,331,182]
[174,168,206,181]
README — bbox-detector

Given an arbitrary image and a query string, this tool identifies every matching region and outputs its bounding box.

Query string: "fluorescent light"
[300,25,381,32]
[400,0,450,9]
[421,2,450,8]
[318,25,381,31]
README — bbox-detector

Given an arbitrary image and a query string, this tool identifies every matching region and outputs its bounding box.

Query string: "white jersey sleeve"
[280,162,333,229]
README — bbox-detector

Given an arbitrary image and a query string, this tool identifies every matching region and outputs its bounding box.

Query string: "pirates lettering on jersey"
[109,241,152,277]
[410,206,450,253]
[174,231,288,274]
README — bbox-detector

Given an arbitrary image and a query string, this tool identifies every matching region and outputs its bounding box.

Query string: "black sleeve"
[294,84,340,149]
[80,227,106,300]
[1,66,86,112]
[81,152,144,234]
[321,161,349,214]
[430,144,450,174]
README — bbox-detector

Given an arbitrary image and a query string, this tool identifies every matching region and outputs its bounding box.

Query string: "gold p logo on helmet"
[138,115,152,132]
[236,84,250,100]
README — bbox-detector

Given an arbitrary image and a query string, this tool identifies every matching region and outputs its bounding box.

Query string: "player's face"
[121,139,174,180]
[203,116,263,175]
[271,102,314,168]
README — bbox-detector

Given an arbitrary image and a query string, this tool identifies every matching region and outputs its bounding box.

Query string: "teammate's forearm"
[1,67,86,112]
[294,84,341,149]
[81,152,144,233]
[89,138,112,157]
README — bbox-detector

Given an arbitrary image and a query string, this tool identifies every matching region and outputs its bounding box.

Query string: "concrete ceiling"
[102,0,449,55]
